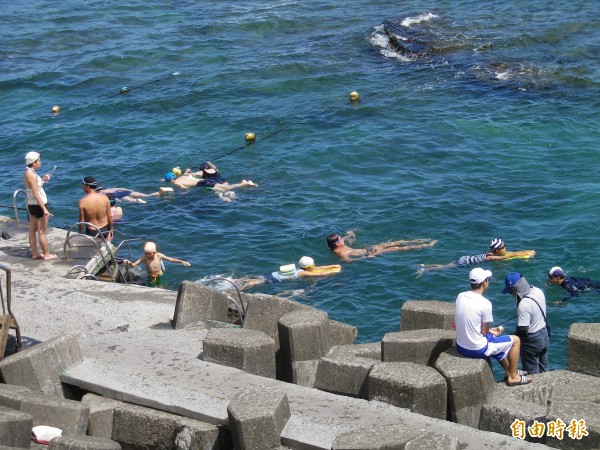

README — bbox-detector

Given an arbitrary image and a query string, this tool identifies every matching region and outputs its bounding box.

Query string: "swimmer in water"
[105,193,123,222]
[97,186,161,204]
[418,238,535,272]
[327,231,437,263]
[229,256,341,290]
[547,266,600,301]
[165,161,257,201]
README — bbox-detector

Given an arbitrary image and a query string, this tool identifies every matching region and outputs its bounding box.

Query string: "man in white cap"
[455,267,530,385]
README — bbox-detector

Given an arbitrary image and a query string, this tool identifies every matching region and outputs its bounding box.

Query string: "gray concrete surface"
[400,300,455,331]
[381,329,455,366]
[0,334,82,397]
[368,362,447,419]
[203,327,276,378]
[0,404,32,448]
[48,435,121,450]
[568,323,600,377]
[227,387,290,450]
[0,222,551,450]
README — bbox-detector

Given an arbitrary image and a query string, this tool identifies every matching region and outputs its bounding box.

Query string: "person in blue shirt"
[547,266,600,300]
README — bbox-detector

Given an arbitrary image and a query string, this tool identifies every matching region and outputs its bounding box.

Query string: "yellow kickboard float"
[501,251,535,261]
[308,265,342,275]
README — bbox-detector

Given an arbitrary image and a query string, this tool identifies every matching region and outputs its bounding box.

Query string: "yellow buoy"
[245,132,256,143]
[349,91,360,102]
[51,105,61,113]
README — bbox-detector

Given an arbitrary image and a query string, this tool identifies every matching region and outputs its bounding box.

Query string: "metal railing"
[63,223,140,283]
[203,278,246,326]
[12,189,28,225]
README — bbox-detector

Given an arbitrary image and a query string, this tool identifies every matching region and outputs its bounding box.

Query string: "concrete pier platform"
[0,221,550,449]
[62,329,544,449]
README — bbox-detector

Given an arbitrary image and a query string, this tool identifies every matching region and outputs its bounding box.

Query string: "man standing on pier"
[502,272,549,374]
[79,176,113,241]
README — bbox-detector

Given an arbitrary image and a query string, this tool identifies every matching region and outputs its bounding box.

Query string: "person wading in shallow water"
[123,241,191,288]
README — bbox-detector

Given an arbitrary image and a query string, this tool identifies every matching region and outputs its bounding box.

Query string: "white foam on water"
[401,12,438,28]
[369,24,413,62]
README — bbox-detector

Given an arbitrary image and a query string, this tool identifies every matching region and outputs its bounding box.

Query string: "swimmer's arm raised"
[343,230,356,243]
[159,253,191,267]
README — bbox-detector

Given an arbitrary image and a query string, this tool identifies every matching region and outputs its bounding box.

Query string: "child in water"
[123,241,191,288]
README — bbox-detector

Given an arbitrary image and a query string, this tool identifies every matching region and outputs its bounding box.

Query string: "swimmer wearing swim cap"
[228,256,341,290]
[418,239,535,272]
[123,241,191,288]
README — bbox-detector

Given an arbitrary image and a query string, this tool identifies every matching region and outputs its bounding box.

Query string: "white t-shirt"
[455,290,493,351]
[517,286,547,334]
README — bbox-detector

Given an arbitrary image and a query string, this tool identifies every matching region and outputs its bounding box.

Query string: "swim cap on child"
[298,256,315,269]
[172,167,182,176]
[165,172,176,182]
[489,238,505,251]
[144,242,157,253]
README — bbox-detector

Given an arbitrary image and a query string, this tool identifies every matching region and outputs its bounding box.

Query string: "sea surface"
[1,0,599,373]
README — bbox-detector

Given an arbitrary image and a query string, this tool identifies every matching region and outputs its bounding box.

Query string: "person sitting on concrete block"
[455,268,530,386]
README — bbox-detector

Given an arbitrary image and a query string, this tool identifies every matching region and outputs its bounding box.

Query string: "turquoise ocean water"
[1,1,599,372]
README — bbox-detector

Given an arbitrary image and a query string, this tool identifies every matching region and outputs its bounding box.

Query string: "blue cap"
[165,172,176,182]
[502,272,522,294]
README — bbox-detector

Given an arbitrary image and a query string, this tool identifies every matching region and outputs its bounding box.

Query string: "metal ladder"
[0,263,22,361]
[63,222,140,283]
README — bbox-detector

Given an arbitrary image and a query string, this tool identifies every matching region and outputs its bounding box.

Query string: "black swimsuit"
[196,175,226,188]
[86,224,110,238]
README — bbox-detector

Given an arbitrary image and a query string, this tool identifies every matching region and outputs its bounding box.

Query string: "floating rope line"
[114,72,182,97]
[210,90,364,163]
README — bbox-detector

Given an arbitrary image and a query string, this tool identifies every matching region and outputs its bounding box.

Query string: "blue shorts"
[457,334,513,362]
